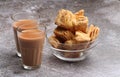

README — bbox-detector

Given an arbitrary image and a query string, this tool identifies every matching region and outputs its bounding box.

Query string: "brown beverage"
[13,19,38,57]
[18,29,45,67]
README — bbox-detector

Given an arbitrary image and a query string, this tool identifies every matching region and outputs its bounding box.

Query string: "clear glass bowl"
[46,26,98,62]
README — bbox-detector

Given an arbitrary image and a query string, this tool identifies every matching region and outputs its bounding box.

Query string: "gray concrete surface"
[0,0,120,77]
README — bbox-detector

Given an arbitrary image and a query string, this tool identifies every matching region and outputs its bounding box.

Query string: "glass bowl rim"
[47,39,99,52]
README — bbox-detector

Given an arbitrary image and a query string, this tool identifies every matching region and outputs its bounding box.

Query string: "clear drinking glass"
[11,11,39,57]
[17,24,45,70]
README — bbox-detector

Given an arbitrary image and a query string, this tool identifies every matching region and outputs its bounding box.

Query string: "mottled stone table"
[0,0,120,77]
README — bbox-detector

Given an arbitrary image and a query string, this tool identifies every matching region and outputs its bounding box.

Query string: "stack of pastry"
[49,9,100,58]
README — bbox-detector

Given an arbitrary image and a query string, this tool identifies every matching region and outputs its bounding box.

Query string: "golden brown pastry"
[87,24,100,41]
[55,9,76,31]
[65,40,76,45]
[63,39,89,50]
[87,24,94,35]
[74,16,88,33]
[62,40,80,58]
[49,35,60,48]
[75,31,90,42]
[75,9,84,17]
[62,39,88,58]
[63,40,77,50]
[54,26,74,42]
[94,26,100,40]
[74,9,88,33]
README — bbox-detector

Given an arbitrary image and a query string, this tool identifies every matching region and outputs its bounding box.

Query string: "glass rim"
[17,22,46,32]
[11,11,39,21]
[46,34,97,45]
[50,41,97,52]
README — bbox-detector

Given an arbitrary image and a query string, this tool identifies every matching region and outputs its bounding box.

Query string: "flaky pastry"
[74,16,88,33]
[54,27,74,42]
[49,35,60,48]
[87,24,100,41]
[55,9,76,30]
[63,40,77,50]
[75,9,84,17]
[75,31,90,42]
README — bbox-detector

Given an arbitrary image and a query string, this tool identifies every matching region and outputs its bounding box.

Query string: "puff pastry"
[75,31,90,42]
[54,26,74,42]
[87,24,100,41]
[74,16,88,33]
[49,35,60,48]
[75,9,84,17]
[55,9,76,30]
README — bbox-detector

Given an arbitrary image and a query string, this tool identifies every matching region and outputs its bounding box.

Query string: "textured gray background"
[0,0,120,77]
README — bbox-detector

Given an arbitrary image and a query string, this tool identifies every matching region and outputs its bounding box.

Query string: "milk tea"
[13,19,38,57]
[18,29,45,67]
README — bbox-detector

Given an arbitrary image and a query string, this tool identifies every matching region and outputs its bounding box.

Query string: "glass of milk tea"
[17,23,45,70]
[11,12,39,57]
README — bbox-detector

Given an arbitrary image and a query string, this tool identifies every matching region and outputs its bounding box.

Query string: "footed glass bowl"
[46,26,98,62]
